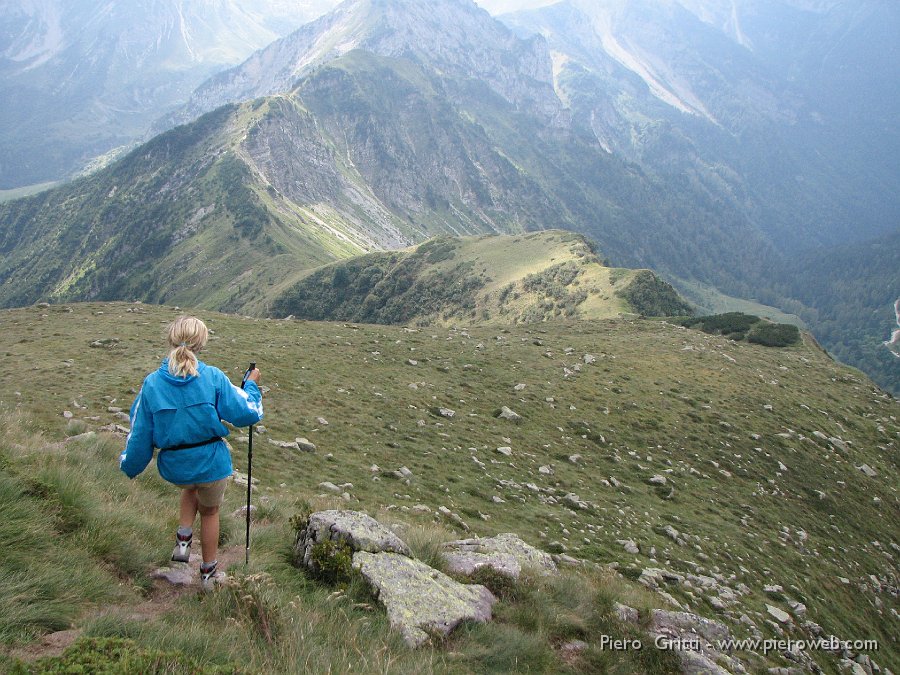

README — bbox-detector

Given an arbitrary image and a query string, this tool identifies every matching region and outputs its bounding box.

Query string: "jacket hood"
[157,358,205,385]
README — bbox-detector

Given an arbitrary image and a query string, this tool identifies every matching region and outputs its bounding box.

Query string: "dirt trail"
[8,545,246,663]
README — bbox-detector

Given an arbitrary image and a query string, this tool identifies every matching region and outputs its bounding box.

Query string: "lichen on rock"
[294,510,411,571]
[353,551,497,647]
[441,532,557,580]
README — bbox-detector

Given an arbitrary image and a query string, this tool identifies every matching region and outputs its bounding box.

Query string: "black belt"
[160,436,223,452]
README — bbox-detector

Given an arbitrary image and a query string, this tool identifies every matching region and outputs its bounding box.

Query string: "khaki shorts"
[178,478,228,508]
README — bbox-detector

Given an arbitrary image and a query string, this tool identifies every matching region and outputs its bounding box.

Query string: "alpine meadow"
[0,1,897,674]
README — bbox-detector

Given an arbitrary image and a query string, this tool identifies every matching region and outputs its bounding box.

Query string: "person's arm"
[216,368,263,427]
[120,388,154,478]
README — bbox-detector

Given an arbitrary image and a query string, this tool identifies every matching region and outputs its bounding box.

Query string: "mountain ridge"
[169,0,567,131]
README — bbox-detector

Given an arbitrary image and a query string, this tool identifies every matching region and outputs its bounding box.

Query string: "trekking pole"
[241,362,256,566]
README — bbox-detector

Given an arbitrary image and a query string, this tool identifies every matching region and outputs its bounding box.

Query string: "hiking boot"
[171,527,192,563]
[200,560,225,592]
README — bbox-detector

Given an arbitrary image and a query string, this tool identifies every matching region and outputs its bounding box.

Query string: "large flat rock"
[353,551,496,647]
[441,532,557,579]
[295,510,411,571]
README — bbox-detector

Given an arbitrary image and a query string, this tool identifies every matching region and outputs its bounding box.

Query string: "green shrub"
[748,321,801,347]
[469,566,520,600]
[13,637,239,674]
[616,271,694,317]
[678,312,760,339]
[309,540,354,584]
[288,499,313,534]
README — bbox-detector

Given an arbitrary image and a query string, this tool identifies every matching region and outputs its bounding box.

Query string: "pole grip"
[241,362,256,389]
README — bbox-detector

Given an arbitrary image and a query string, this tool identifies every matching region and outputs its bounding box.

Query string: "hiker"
[119,316,263,590]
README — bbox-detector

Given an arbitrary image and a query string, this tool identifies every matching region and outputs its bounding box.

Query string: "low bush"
[10,637,239,674]
[309,540,354,584]
[748,321,801,347]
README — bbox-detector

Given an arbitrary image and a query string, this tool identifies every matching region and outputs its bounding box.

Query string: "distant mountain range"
[503,0,900,250]
[0,0,335,188]
[0,0,896,392]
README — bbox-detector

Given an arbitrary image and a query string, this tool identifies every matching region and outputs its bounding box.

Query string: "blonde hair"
[167,316,209,378]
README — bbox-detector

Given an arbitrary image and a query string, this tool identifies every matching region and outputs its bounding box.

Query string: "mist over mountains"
[0,0,897,391]
[0,0,335,188]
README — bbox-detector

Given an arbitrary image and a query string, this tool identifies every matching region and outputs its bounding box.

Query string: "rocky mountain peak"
[178,0,565,127]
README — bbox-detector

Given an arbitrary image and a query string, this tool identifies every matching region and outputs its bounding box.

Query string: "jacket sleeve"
[215,370,264,428]
[120,388,154,479]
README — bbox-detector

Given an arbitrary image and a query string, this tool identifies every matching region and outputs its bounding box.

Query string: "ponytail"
[166,316,209,378]
[168,344,199,378]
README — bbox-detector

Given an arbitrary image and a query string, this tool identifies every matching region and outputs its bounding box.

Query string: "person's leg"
[198,504,220,564]
[195,479,227,589]
[172,487,198,563]
[179,488,199,528]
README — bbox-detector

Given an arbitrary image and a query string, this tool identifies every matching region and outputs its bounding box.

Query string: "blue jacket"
[120,359,263,485]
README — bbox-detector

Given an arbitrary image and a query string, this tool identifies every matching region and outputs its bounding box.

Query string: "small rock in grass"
[766,604,792,624]
[497,406,522,423]
[296,438,317,452]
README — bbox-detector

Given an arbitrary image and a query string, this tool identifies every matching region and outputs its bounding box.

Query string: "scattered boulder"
[562,493,589,510]
[829,437,849,453]
[438,506,469,532]
[441,533,557,580]
[98,423,129,435]
[294,510,411,571]
[231,470,258,488]
[296,438,317,452]
[617,539,640,555]
[151,553,202,587]
[231,504,257,521]
[650,609,733,674]
[90,338,120,349]
[638,568,685,591]
[856,464,877,478]
[766,604,792,624]
[614,602,639,624]
[353,551,496,647]
[496,406,522,423]
[496,446,513,456]
[663,525,683,544]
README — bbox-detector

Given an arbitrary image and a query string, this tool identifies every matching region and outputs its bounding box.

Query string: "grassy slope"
[269,230,690,325]
[0,302,896,673]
